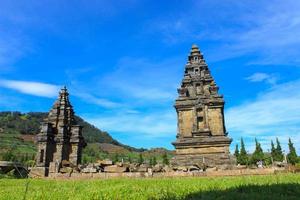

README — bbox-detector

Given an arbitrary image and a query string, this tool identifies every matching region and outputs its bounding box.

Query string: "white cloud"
[148,0,300,65]
[246,73,278,85]
[74,92,122,109]
[0,78,122,109]
[226,79,300,152]
[224,2,300,64]
[0,79,60,98]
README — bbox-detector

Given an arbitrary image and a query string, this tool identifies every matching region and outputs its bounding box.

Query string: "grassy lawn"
[0,174,299,200]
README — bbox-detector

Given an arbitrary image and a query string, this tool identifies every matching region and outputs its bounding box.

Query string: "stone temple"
[34,87,86,176]
[172,45,232,167]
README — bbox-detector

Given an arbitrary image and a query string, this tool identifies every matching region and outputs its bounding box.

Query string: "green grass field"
[0,174,300,200]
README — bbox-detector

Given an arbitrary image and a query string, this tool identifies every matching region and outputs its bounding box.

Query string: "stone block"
[82,167,97,173]
[29,167,47,178]
[115,162,123,167]
[60,167,73,174]
[97,159,113,166]
[162,166,173,172]
[205,167,217,172]
[152,164,163,172]
[104,165,128,173]
[236,165,247,169]
[176,166,188,172]
[188,165,200,172]
[137,164,149,172]
[128,164,138,172]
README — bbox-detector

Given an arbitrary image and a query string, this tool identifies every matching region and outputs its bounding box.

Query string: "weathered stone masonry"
[172,45,232,167]
[35,87,86,176]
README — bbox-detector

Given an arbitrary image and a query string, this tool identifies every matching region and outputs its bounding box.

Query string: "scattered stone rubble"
[58,159,219,175]
[41,158,286,179]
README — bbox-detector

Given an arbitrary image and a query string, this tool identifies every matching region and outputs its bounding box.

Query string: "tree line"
[234,138,299,165]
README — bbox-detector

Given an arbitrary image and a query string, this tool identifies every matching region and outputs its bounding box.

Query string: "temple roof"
[190,44,201,56]
[188,44,203,62]
[47,86,76,126]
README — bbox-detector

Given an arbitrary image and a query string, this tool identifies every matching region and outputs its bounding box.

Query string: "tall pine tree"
[287,138,298,165]
[274,138,284,161]
[251,138,264,165]
[152,156,157,166]
[234,144,240,164]
[271,140,276,160]
[162,153,169,165]
[138,153,144,165]
[239,138,248,165]
[149,157,153,166]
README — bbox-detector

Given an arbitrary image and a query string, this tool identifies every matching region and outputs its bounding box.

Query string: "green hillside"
[0,111,172,165]
[0,111,121,143]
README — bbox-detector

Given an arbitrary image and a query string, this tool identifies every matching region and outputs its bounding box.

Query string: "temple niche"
[172,45,232,167]
[34,87,86,176]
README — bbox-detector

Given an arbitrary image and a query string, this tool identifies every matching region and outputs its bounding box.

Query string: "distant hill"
[0,111,173,164]
[0,111,143,151]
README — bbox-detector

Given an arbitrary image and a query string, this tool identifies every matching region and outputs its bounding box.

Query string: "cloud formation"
[0,79,60,98]
[74,92,122,109]
[226,79,300,152]
[246,73,278,85]
[149,0,300,65]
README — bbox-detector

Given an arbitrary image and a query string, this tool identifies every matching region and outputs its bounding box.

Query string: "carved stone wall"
[172,45,232,167]
[34,87,86,176]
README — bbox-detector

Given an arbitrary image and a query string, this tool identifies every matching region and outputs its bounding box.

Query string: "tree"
[239,138,248,165]
[263,153,272,166]
[138,153,144,165]
[234,144,240,164]
[271,140,276,161]
[152,156,157,166]
[274,138,284,162]
[250,138,264,165]
[128,155,132,163]
[149,156,157,166]
[2,149,17,161]
[287,138,298,165]
[112,153,119,163]
[162,153,169,165]
[149,157,153,166]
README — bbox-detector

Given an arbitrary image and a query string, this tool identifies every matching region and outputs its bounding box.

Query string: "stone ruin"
[31,87,86,177]
[29,45,237,178]
[26,51,288,178]
[171,44,233,168]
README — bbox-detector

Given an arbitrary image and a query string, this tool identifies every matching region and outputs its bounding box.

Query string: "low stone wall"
[46,168,284,180]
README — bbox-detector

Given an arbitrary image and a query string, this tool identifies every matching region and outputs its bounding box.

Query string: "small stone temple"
[34,87,86,176]
[172,44,232,167]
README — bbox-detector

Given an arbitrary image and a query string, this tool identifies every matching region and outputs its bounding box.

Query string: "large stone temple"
[172,45,232,167]
[34,87,86,176]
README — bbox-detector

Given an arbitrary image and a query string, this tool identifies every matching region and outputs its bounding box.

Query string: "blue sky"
[0,0,300,153]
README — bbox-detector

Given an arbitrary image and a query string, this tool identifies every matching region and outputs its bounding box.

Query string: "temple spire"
[188,44,203,63]
[35,87,86,176]
[172,44,232,168]
[47,86,75,127]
